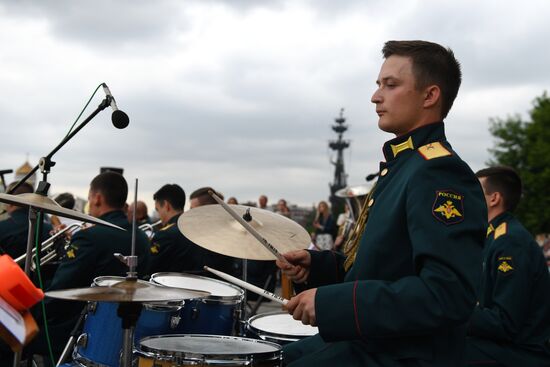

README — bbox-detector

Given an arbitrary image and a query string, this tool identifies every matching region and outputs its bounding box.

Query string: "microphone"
[102,83,130,129]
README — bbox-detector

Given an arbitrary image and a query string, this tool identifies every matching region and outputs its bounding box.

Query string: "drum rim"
[136,334,282,362]
[150,272,244,303]
[247,311,319,339]
[93,275,148,286]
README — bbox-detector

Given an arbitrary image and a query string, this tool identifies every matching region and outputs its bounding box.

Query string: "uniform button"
[380,168,388,177]
[368,198,375,207]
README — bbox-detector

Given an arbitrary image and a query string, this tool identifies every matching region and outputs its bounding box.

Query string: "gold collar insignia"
[390,136,414,158]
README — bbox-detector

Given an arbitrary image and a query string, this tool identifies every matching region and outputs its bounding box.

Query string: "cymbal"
[335,184,371,198]
[0,192,123,230]
[178,205,310,260]
[46,279,210,302]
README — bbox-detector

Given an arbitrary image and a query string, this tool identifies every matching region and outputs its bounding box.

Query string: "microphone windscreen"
[112,110,129,129]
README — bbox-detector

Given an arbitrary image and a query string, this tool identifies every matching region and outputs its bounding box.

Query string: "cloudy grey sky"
[1,0,548,211]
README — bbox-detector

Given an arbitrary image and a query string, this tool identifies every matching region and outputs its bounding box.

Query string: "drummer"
[147,183,199,274]
[0,181,52,259]
[25,171,151,362]
[277,40,487,366]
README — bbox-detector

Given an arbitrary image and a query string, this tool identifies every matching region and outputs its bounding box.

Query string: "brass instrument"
[15,222,82,268]
[139,220,162,239]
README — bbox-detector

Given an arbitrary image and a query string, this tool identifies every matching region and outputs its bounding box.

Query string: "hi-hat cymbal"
[335,184,371,198]
[46,279,210,302]
[0,192,123,230]
[178,205,310,260]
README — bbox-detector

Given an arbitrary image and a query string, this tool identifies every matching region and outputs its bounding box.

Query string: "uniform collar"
[382,122,446,162]
[489,211,513,229]
[99,210,127,221]
[168,213,182,225]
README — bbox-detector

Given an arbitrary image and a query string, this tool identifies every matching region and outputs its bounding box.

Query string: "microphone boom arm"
[8,97,111,195]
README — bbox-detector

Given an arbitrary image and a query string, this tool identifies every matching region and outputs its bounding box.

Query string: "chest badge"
[497,256,514,275]
[432,190,464,225]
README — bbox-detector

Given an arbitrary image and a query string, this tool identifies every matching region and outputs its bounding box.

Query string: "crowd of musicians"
[1,40,550,367]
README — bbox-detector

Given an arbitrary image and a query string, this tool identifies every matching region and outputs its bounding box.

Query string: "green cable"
[34,212,56,367]
[64,83,104,138]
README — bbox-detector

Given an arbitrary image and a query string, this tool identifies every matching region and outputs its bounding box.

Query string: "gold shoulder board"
[494,222,507,239]
[417,142,452,160]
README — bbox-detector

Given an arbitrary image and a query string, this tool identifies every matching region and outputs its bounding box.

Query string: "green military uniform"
[284,122,487,366]
[148,213,235,276]
[0,208,52,259]
[466,212,550,366]
[147,214,196,275]
[27,210,150,358]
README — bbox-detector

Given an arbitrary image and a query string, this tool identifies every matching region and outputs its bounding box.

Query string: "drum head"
[248,311,318,338]
[151,273,243,302]
[138,334,281,361]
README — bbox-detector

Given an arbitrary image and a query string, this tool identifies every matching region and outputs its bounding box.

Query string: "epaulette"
[160,223,175,231]
[494,222,507,240]
[417,142,452,160]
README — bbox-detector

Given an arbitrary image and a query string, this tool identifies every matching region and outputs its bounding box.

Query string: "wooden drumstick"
[204,266,289,306]
[208,190,292,266]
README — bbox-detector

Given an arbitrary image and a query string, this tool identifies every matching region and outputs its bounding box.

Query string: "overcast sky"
[1,0,548,212]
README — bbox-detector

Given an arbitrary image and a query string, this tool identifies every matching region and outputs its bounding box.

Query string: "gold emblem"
[434,200,463,220]
[418,142,451,160]
[66,248,75,259]
[390,136,414,157]
[150,243,160,254]
[498,261,513,273]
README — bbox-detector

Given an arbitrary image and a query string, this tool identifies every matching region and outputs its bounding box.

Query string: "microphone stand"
[12,97,112,367]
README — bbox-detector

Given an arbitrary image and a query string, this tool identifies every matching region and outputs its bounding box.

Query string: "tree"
[488,92,550,234]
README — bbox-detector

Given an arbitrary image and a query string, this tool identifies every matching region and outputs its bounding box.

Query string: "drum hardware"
[88,301,97,314]
[246,311,318,345]
[191,307,200,320]
[76,333,88,348]
[169,315,181,330]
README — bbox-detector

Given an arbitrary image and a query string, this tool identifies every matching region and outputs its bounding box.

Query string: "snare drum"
[136,334,282,367]
[151,273,243,335]
[247,311,318,345]
[74,276,184,367]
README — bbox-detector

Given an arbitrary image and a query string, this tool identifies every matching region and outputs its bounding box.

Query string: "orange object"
[0,255,44,311]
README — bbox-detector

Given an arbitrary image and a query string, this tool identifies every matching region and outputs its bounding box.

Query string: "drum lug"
[76,333,88,348]
[87,301,97,314]
[170,315,181,329]
[191,307,200,320]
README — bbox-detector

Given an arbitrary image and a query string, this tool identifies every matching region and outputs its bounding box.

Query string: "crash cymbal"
[178,205,310,261]
[335,184,371,198]
[46,279,210,302]
[0,192,123,230]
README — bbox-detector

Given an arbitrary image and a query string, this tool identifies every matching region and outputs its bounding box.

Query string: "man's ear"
[423,85,441,109]
[487,191,502,209]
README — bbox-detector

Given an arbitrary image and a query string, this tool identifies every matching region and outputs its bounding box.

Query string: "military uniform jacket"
[45,210,150,321]
[147,214,196,275]
[468,211,550,365]
[0,208,52,259]
[305,122,487,366]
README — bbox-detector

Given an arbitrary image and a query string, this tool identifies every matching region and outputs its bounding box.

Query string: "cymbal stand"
[10,98,111,367]
[114,178,140,367]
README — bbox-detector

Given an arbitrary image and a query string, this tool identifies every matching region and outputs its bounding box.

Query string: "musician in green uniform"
[277,40,487,366]
[466,166,550,366]
[26,171,150,362]
[0,181,52,259]
[147,183,196,275]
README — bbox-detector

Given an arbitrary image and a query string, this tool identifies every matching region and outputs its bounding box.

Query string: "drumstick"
[204,266,289,306]
[208,190,291,266]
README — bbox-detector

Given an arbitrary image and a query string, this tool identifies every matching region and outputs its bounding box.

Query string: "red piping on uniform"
[353,280,362,337]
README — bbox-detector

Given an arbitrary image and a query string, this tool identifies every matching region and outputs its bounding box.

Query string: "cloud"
[1,0,548,214]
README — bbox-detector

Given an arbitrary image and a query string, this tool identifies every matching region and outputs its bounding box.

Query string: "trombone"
[15,222,82,268]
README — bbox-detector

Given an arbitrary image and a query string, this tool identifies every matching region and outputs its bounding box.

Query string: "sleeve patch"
[494,223,507,240]
[417,142,452,160]
[432,190,464,225]
[497,256,514,275]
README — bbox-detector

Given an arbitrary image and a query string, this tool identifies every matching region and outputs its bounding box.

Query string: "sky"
[1,0,549,212]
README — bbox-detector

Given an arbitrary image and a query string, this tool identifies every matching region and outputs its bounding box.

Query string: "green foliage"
[488,92,550,234]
